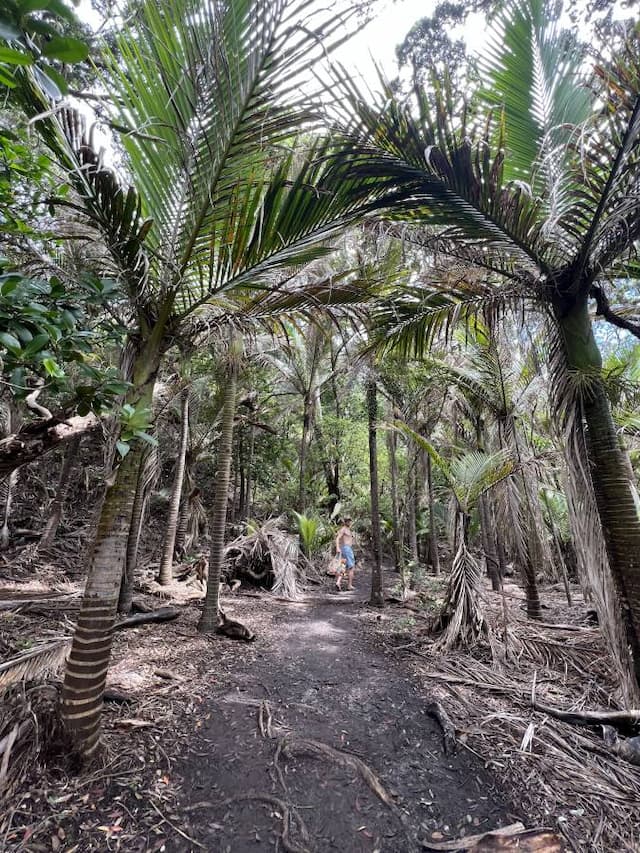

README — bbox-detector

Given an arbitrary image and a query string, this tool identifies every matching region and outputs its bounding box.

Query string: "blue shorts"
[340,545,355,569]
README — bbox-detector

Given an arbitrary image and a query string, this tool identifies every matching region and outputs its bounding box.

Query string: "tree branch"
[0,414,100,479]
[590,284,640,340]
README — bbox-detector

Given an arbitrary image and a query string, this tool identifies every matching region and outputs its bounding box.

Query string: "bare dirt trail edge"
[175,569,514,853]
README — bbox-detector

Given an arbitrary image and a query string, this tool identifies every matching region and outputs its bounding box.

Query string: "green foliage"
[0,269,127,407]
[0,0,88,94]
[116,403,157,458]
[291,511,326,557]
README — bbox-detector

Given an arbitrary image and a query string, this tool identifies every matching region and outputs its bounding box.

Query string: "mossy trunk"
[556,292,640,684]
[426,453,440,576]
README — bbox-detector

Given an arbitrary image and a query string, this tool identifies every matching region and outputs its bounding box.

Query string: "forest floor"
[1,556,639,852]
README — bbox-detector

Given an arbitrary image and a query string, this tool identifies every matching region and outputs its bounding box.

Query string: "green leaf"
[0,331,22,353]
[135,430,158,447]
[42,35,88,63]
[0,46,32,65]
[42,356,64,377]
[33,64,61,99]
[41,65,68,95]
[116,440,130,458]
[0,274,22,296]
[22,332,49,356]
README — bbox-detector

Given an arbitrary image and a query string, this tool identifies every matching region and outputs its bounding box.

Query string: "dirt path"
[175,571,515,852]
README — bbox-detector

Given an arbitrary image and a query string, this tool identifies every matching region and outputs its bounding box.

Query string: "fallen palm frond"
[224,517,303,600]
[434,537,487,651]
[0,638,71,693]
[394,584,640,852]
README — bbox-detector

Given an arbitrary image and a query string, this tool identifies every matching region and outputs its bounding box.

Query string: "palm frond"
[0,639,71,693]
[103,0,359,289]
[479,0,590,198]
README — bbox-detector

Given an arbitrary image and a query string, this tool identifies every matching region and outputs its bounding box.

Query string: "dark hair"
[343,516,352,524]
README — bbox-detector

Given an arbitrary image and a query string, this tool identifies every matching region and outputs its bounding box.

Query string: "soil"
[173,569,515,852]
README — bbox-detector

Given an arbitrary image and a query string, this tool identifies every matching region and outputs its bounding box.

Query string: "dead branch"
[114,606,181,631]
[533,701,640,733]
[422,822,563,851]
[0,413,100,478]
[426,701,457,755]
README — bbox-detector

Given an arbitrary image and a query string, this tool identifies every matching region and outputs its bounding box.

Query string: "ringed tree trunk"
[367,376,384,607]
[555,292,640,686]
[60,312,168,760]
[40,436,82,549]
[158,389,190,584]
[199,331,241,632]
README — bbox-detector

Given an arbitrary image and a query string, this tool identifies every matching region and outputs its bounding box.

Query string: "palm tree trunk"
[199,332,241,632]
[406,454,418,565]
[118,445,157,614]
[40,436,82,549]
[367,377,384,607]
[387,429,403,573]
[478,493,501,591]
[174,453,195,558]
[557,293,640,684]
[426,453,440,575]
[60,316,166,759]
[158,390,190,584]
[243,424,254,519]
[297,394,312,512]
[61,438,147,758]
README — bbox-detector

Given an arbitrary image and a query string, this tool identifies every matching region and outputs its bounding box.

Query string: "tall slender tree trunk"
[0,402,19,551]
[40,436,82,549]
[118,446,155,614]
[478,494,501,591]
[158,390,190,584]
[297,394,313,512]
[406,451,418,565]
[426,453,440,575]
[199,332,241,632]
[174,452,195,558]
[243,424,254,520]
[557,292,640,685]
[367,377,384,607]
[387,429,403,573]
[60,312,167,759]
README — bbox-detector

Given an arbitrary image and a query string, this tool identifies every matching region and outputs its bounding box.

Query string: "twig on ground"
[147,796,205,849]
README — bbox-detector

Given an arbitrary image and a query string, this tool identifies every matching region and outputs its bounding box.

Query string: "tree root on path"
[279,736,395,808]
[426,700,457,755]
[222,793,311,853]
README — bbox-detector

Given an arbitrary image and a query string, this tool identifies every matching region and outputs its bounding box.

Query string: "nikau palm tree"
[12,0,380,758]
[329,1,640,691]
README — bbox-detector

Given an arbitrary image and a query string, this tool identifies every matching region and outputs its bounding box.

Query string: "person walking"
[335,516,356,591]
